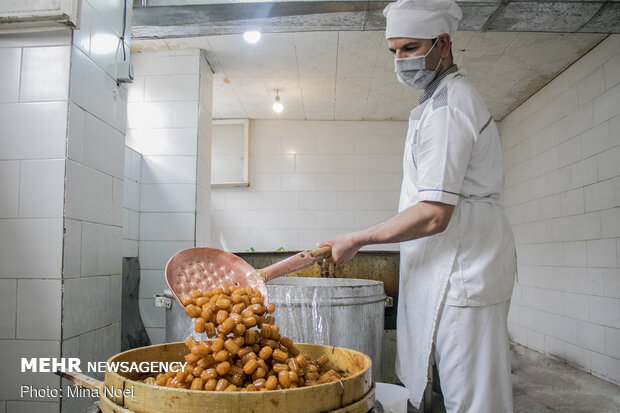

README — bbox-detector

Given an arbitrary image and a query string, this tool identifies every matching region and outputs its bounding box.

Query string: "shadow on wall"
[122,257,151,350]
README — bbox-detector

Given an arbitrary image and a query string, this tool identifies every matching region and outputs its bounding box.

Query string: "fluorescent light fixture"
[273,91,283,113]
[243,31,261,44]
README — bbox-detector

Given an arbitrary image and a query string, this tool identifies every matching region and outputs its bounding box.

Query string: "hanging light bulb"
[273,90,283,113]
[243,31,261,44]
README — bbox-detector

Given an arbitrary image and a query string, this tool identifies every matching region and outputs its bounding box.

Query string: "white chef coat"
[395,66,516,407]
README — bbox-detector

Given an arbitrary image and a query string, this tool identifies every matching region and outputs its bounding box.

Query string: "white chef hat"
[383,0,462,39]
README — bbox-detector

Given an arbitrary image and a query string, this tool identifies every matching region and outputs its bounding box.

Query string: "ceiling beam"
[130,1,620,39]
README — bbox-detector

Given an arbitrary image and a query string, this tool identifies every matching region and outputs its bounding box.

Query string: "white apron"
[395,69,516,407]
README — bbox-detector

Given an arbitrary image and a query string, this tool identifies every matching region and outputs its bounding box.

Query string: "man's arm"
[318,201,454,263]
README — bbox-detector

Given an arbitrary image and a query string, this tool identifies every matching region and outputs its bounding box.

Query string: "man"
[318,0,517,412]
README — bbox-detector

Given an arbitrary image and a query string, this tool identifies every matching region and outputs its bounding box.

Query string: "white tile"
[317,135,356,155]
[145,327,166,345]
[0,339,60,401]
[250,173,280,191]
[0,219,63,278]
[355,173,402,192]
[597,145,620,181]
[127,74,145,103]
[586,239,617,268]
[139,213,195,241]
[65,160,115,224]
[571,157,598,189]
[70,47,127,133]
[601,208,620,239]
[355,154,403,173]
[605,327,620,359]
[316,211,356,229]
[123,178,140,211]
[576,320,605,353]
[88,0,125,37]
[88,11,122,80]
[126,101,174,129]
[126,127,197,156]
[63,276,111,338]
[249,134,280,155]
[72,0,92,55]
[19,160,65,218]
[62,219,82,278]
[139,298,166,328]
[580,121,611,159]
[140,183,196,212]
[593,83,620,125]
[564,292,589,321]
[588,295,620,329]
[251,154,295,174]
[0,102,67,159]
[175,54,200,74]
[83,113,125,179]
[16,279,61,340]
[173,101,198,128]
[144,74,199,102]
[280,135,319,155]
[0,279,16,338]
[299,192,337,210]
[278,210,317,230]
[67,102,85,163]
[280,173,318,191]
[604,50,620,90]
[139,269,167,299]
[584,180,614,212]
[328,154,357,173]
[112,177,123,227]
[0,161,19,218]
[81,222,122,277]
[294,154,330,173]
[603,269,620,299]
[131,51,176,76]
[110,274,122,324]
[138,240,195,270]
[0,30,71,48]
[123,239,139,257]
[141,156,196,184]
[577,66,605,105]
[242,210,279,230]
[19,46,70,102]
[573,212,601,241]
[317,174,355,192]
[0,49,21,103]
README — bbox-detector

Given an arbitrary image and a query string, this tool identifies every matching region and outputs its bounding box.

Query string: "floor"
[406,343,620,413]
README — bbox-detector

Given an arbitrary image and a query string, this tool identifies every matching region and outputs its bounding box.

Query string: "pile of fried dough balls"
[144,284,342,391]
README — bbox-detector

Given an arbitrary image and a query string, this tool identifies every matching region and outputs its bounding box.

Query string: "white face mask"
[394,38,442,90]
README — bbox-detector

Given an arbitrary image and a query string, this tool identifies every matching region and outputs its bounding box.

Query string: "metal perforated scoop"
[165,246,332,306]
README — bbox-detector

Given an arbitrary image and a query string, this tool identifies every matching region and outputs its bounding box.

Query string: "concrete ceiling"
[130,1,616,121]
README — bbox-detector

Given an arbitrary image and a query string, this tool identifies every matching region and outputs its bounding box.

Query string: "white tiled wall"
[500,34,620,385]
[60,1,130,411]
[123,147,142,258]
[211,120,406,251]
[0,0,131,410]
[0,29,70,409]
[126,49,204,344]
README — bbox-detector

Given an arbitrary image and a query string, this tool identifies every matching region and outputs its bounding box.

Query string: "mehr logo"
[21,358,82,373]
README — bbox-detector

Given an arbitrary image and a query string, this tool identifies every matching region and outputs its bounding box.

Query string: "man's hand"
[317,232,363,263]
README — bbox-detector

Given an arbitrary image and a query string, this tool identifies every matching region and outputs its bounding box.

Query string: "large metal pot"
[158,277,385,380]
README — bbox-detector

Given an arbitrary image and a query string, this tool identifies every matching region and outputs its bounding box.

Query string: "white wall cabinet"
[0,0,81,33]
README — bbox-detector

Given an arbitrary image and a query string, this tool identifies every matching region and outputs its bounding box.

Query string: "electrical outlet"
[116,61,134,83]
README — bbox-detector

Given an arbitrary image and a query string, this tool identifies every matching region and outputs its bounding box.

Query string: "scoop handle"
[257,246,332,282]
[55,370,103,392]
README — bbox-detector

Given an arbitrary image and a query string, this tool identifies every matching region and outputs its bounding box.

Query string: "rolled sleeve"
[415,106,475,206]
